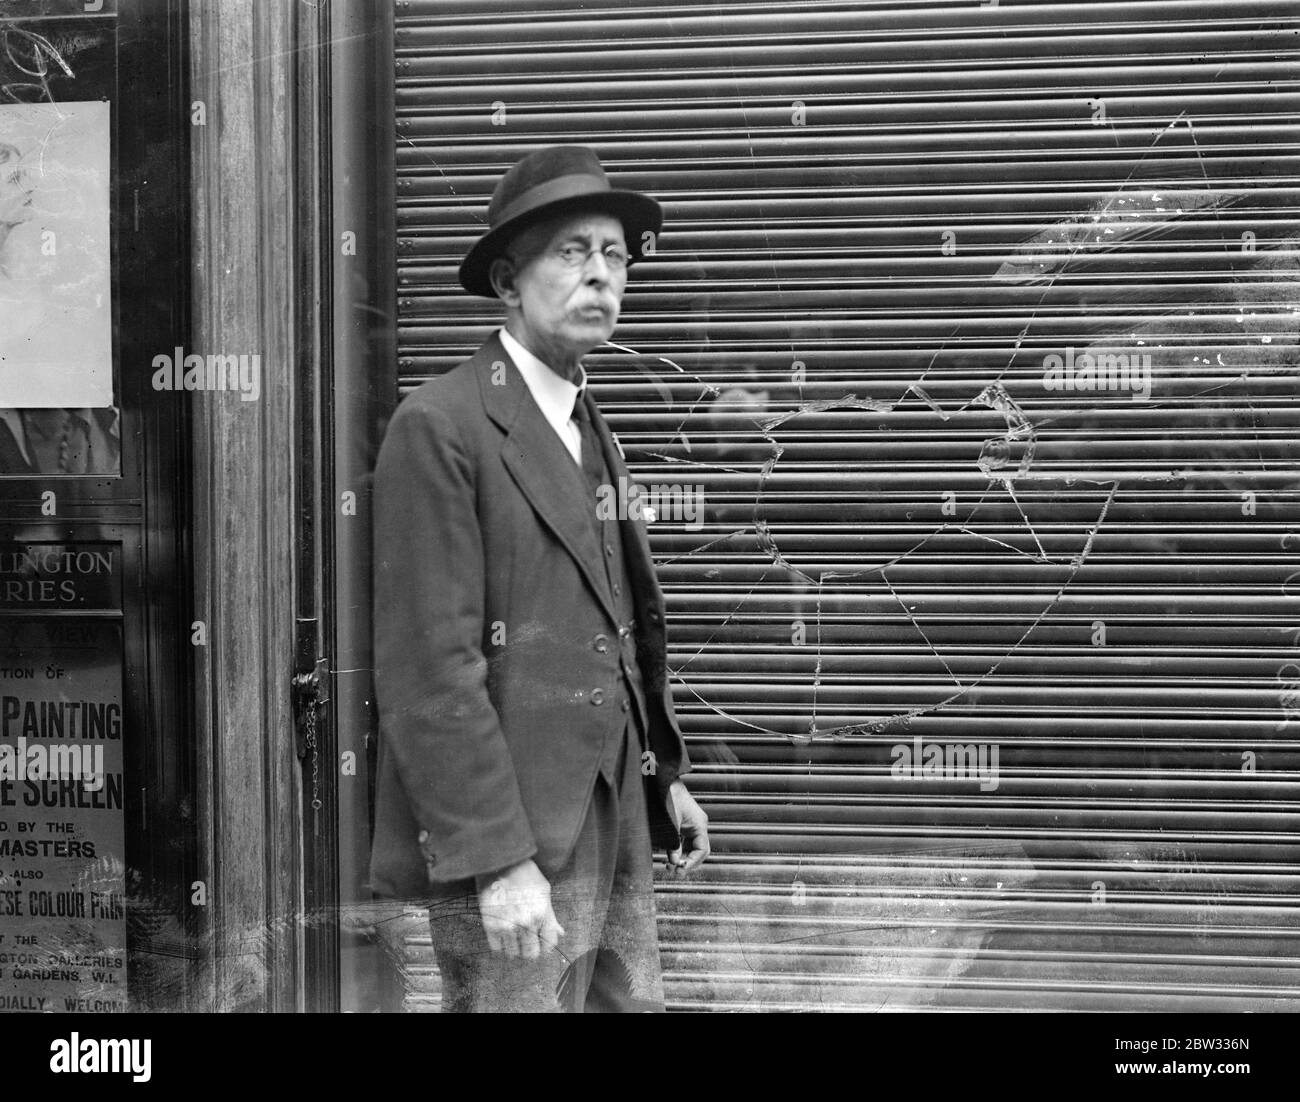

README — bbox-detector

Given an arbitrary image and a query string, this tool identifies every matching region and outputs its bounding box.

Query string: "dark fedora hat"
[458,145,662,299]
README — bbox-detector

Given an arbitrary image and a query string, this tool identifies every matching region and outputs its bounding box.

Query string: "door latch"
[292,655,330,760]
[292,654,330,813]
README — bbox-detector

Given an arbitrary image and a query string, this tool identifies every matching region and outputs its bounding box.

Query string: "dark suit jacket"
[370,332,690,900]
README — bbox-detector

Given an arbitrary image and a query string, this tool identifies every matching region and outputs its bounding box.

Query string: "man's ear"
[489,256,519,304]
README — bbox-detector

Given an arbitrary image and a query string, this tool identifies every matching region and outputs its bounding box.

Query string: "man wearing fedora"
[370,146,710,1012]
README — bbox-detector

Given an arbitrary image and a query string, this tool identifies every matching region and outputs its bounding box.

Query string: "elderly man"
[370,146,710,1013]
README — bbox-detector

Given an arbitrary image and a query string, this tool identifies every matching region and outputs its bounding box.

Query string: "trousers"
[426,715,665,1012]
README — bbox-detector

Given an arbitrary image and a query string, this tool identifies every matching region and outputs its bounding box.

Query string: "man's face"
[495,212,628,371]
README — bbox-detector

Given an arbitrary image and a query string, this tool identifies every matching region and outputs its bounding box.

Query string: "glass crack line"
[879,568,965,694]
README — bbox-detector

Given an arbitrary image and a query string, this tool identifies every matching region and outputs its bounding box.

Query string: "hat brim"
[458,190,662,299]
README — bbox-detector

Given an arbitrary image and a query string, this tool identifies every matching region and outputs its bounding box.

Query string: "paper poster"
[0,100,112,409]
[0,540,125,1013]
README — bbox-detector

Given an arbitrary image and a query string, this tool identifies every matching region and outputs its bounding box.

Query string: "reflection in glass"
[0,406,120,474]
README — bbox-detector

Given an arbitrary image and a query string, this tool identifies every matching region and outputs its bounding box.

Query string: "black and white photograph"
[0,0,1296,1069]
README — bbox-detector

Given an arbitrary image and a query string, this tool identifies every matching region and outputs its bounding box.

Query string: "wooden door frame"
[186,0,395,1014]
[188,0,319,1013]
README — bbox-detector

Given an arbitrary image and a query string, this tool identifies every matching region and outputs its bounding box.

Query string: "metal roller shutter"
[390,0,1300,1011]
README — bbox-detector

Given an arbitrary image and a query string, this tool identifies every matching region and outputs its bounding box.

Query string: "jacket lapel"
[475,334,618,625]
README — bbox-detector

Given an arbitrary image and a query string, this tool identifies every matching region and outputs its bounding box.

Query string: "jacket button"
[605,543,615,557]
[620,699,631,713]
[590,688,606,705]
[618,624,632,638]
[593,634,610,652]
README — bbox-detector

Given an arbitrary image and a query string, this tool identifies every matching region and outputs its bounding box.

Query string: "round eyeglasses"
[552,243,630,271]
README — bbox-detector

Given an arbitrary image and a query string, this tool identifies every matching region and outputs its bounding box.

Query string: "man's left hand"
[667,780,710,876]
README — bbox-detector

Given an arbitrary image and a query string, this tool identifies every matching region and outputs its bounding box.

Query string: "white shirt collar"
[499,327,587,461]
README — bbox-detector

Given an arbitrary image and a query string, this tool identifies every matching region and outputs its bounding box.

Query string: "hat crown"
[488,146,610,228]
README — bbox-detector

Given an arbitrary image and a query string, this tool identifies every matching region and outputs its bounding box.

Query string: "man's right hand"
[475,858,565,960]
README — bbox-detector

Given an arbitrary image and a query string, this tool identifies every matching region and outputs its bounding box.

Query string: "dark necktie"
[570,391,605,490]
